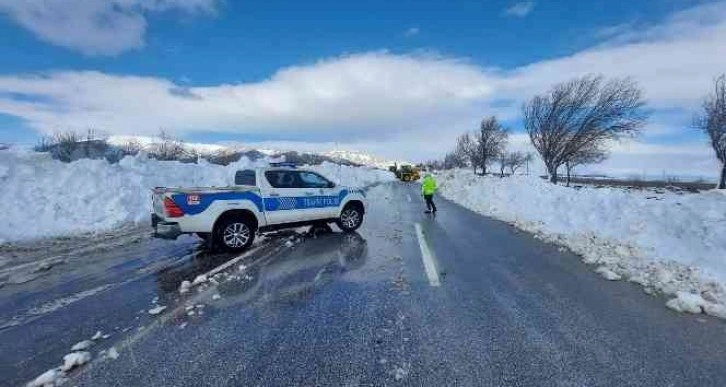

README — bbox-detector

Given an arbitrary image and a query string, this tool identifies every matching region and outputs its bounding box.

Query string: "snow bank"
[70,340,94,351]
[438,169,726,318]
[27,368,66,387]
[0,149,394,243]
[60,351,91,371]
[147,305,167,315]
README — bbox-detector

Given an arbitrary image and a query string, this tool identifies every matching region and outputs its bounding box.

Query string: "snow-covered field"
[0,149,394,243]
[438,169,726,319]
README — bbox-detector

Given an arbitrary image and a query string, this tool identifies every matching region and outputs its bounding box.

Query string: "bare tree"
[443,152,466,169]
[455,132,478,173]
[523,75,647,184]
[151,130,187,161]
[475,116,509,175]
[563,144,607,187]
[79,128,108,159]
[51,131,81,162]
[33,129,115,162]
[34,135,53,152]
[123,139,143,156]
[425,159,444,171]
[507,151,528,175]
[496,151,528,177]
[524,152,534,175]
[695,75,726,189]
[497,152,508,177]
[83,128,107,143]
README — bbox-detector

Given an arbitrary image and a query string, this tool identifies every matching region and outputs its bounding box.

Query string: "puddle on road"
[218,232,368,307]
[165,230,369,313]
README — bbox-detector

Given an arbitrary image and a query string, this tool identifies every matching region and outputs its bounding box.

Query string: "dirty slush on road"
[1,184,420,386]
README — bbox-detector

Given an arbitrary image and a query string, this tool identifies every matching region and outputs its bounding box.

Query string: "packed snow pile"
[438,169,726,318]
[0,148,394,243]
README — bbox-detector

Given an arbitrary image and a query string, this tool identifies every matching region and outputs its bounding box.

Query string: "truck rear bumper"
[151,214,183,240]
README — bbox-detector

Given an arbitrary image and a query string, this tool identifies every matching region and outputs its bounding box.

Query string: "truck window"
[265,170,301,188]
[298,171,334,189]
[235,170,256,186]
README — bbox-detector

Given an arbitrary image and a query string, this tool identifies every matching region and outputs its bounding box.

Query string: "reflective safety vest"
[422,176,437,195]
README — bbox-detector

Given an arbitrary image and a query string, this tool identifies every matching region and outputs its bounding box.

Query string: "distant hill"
[107,135,403,168]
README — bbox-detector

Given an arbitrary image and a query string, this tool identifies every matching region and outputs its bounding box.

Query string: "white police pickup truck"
[151,164,366,251]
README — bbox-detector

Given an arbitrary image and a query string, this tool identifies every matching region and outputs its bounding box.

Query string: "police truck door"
[297,171,339,219]
[262,170,316,224]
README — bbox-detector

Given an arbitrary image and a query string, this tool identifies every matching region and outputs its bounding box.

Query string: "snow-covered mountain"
[107,135,401,168]
[321,150,401,169]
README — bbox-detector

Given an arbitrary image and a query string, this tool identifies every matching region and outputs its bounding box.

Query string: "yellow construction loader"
[389,164,420,182]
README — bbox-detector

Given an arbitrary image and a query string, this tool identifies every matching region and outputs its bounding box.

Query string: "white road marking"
[414,223,441,287]
[407,194,412,202]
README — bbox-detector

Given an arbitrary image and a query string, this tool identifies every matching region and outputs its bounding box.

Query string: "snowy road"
[3,183,726,386]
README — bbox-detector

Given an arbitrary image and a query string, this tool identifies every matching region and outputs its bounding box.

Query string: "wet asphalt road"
[3,182,726,386]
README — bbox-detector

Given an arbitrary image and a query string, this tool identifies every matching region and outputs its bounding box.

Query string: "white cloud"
[503,1,535,18]
[404,27,420,37]
[1,1,726,177]
[0,52,496,142]
[497,2,726,110]
[0,0,217,56]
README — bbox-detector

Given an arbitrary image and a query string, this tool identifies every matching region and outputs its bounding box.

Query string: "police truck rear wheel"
[215,218,255,252]
[337,204,363,233]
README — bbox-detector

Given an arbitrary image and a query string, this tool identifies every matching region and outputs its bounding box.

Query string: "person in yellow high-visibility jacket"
[421,173,438,213]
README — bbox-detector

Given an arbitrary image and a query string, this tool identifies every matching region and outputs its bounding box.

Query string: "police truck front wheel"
[337,204,364,233]
[215,217,256,252]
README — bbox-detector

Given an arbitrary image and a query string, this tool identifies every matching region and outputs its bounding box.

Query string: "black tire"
[214,216,256,252]
[336,203,364,233]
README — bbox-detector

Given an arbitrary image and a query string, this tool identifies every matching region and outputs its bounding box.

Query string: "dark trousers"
[424,194,437,212]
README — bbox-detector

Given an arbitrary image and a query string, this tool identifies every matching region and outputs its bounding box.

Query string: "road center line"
[414,223,441,287]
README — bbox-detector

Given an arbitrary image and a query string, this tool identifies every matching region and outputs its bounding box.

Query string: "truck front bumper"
[151,214,182,240]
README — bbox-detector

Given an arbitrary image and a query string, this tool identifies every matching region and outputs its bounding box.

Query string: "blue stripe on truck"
[264,190,349,211]
[171,192,264,215]
[171,189,352,215]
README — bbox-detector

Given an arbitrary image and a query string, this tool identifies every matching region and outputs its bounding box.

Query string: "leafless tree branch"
[475,116,509,175]
[523,75,647,184]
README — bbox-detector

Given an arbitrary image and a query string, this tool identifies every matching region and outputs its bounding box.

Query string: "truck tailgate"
[151,188,167,217]
[151,186,260,218]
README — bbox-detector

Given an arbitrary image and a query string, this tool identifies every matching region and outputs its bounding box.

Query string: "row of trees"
[34,129,198,163]
[444,74,726,189]
[32,129,361,167]
[444,117,534,178]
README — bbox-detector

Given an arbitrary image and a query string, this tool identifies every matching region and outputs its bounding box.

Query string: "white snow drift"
[0,148,394,243]
[438,170,726,318]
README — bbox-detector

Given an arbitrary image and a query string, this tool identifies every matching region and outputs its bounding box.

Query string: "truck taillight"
[164,197,184,218]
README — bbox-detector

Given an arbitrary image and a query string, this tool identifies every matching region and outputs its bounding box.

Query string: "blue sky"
[0,0,724,177]
[0,0,708,81]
